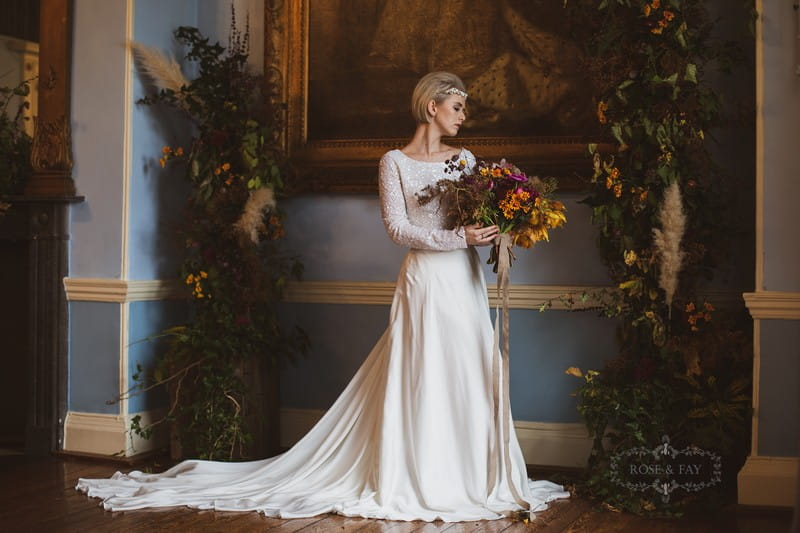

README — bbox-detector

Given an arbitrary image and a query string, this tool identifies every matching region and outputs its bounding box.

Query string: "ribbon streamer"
[487,233,529,511]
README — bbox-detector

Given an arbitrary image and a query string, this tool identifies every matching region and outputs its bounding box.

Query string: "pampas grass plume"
[129,42,190,96]
[235,187,276,244]
[652,181,686,317]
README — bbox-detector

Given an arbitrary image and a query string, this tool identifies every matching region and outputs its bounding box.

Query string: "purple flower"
[509,173,527,182]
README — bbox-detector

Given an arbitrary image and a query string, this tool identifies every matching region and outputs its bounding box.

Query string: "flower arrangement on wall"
[562,0,754,515]
[127,20,307,460]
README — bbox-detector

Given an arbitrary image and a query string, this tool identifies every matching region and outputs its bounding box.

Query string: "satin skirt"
[77,247,569,522]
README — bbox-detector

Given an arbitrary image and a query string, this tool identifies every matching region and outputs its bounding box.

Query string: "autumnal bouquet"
[418,155,567,269]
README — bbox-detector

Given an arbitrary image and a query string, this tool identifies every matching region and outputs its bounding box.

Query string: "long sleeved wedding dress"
[76,148,570,522]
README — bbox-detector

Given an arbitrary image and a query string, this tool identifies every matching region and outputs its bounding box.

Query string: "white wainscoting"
[743,291,800,319]
[63,410,167,457]
[738,455,799,507]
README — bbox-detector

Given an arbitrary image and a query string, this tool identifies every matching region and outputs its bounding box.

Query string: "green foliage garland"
[563,0,753,515]
[0,79,34,198]
[130,23,307,460]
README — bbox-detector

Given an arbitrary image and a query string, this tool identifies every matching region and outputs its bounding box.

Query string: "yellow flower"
[222,162,231,171]
[159,158,166,168]
[185,274,195,285]
[565,366,583,378]
[624,250,638,266]
[645,310,655,319]
[651,26,663,35]
[459,159,466,166]
[200,270,208,278]
[480,167,490,176]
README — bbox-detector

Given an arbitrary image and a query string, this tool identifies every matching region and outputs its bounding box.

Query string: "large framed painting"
[266,0,604,192]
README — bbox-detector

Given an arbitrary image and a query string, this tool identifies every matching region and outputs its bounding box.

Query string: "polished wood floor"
[0,452,792,532]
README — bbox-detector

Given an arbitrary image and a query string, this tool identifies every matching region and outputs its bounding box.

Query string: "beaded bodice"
[378,148,476,250]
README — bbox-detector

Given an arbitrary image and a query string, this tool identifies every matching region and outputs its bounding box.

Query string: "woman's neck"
[403,123,450,160]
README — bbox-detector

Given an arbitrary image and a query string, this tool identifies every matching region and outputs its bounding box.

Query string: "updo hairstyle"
[410,71,467,124]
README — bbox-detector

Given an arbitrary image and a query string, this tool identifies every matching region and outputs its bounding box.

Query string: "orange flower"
[222,162,231,171]
[175,147,184,156]
[643,4,651,17]
[703,302,715,312]
[162,146,170,154]
[596,101,608,124]
[491,168,502,178]
[606,177,613,190]
[663,10,675,21]
[685,302,696,312]
[214,167,221,175]
[609,167,620,180]
[651,0,660,8]
[613,183,623,198]
[651,26,663,35]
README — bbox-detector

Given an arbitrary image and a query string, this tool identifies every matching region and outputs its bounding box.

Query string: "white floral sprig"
[129,42,190,99]
[234,186,276,244]
[652,181,686,318]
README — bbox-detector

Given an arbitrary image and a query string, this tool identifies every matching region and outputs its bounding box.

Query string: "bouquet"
[418,155,567,269]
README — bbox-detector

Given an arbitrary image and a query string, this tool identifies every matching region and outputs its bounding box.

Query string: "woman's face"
[431,95,466,137]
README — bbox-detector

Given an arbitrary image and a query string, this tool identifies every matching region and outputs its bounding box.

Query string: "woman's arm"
[378,153,468,250]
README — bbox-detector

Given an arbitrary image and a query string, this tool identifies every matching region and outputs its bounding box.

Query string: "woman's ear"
[427,99,437,119]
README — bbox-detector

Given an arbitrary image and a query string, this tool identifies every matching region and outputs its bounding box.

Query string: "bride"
[77,71,570,522]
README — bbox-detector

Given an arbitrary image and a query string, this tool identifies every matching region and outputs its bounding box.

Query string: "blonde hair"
[410,71,467,124]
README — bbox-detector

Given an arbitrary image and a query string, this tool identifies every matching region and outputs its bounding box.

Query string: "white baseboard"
[63,410,167,457]
[279,408,591,469]
[738,455,799,507]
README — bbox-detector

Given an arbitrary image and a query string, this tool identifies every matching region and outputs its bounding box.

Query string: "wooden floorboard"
[0,455,792,532]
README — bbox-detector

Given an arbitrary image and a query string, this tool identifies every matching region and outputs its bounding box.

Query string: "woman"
[77,72,569,522]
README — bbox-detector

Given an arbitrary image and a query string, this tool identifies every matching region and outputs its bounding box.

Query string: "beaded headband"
[443,87,468,99]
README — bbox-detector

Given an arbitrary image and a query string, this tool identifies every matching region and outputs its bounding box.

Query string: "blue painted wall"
[758,319,800,457]
[70,0,130,278]
[761,1,800,293]
[282,193,610,285]
[755,0,800,459]
[127,300,188,413]
[128,0,196,281]
[69,302,121,414]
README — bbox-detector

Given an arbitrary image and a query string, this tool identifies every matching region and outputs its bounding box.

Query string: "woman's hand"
[464,223,500,246]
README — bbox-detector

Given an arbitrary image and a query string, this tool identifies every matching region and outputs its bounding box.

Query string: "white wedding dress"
[77,148,570,522]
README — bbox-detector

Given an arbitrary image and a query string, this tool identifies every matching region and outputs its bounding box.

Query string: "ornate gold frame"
[266,0,603,193]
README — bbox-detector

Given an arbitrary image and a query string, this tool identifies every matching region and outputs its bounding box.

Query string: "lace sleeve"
[378,153,468,251]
